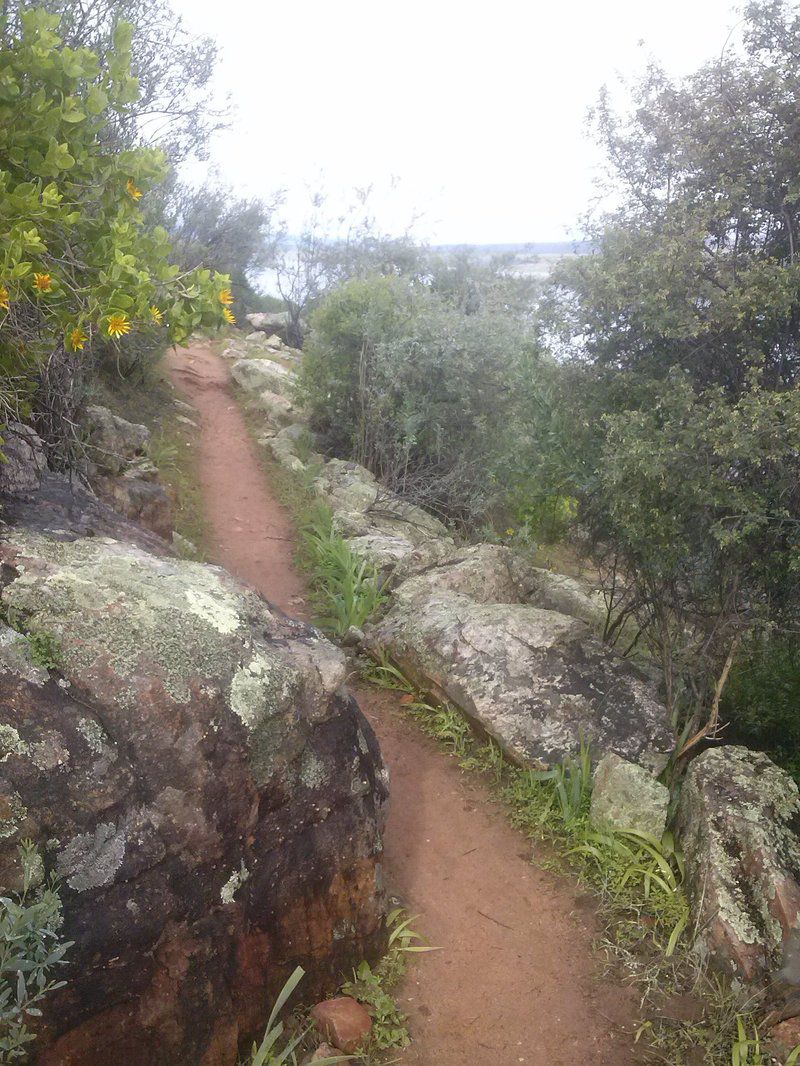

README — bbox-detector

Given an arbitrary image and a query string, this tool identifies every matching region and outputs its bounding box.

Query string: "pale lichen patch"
[57,822,126,892]
[220,861,250,904]
[0,725,29,762]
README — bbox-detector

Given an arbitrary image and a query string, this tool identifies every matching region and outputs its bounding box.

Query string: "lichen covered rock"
[231,358,297,397]
[364,587,671,768]
[675,745,800,983]
[0,531,387,1063]
[83,404,149,476]
[590,753,669,838]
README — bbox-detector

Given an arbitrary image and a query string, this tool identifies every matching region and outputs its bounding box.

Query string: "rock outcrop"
[675,746,800,984]
[0,422,47,494]
[246,311,305,346]
[82,405,172,539]
[231,358,298,398]
[0,530,388,1064]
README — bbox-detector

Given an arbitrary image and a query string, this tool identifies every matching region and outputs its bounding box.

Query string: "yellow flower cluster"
[0,286,9,311]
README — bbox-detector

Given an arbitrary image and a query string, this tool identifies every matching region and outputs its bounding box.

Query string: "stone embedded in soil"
[675,745,800,984]
[768,1016,800,1060]
[0,526,388,1064]
[590,753,670,838]
[310,997,373,1054]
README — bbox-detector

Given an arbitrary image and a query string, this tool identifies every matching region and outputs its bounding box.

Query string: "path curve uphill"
[168,340,637,1066]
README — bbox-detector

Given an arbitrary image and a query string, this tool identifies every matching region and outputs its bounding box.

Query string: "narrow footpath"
[167,341,638,1066]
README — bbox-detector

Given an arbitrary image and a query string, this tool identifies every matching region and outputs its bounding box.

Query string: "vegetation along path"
[168,340,638,1065]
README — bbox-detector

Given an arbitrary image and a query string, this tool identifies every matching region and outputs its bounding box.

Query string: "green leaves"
[0,12,232,381]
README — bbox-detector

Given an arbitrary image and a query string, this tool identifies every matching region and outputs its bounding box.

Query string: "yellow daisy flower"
[218,288,233,307]
[0,286,9,311]
[126,179,143,201]
[68,326,88,351]
[222,307,236,325]
[150,305,164,325]
[505,528,515,536]
[106,313,131,339]
[33,273,52,293]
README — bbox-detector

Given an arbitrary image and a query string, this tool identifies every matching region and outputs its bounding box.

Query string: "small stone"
[307,1044,339,1063]
[310,997,372,1054]
[768,1016,800,1060]
[590,753,670,838]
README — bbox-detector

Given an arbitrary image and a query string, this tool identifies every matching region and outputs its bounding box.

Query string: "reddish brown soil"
[168,341,638,1066]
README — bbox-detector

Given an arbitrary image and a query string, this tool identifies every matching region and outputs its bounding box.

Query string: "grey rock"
[675,745,800,984]
[230,358,297,397]
[83,405,149,476]
[364,588,672,768]
[590,752,669,837]
[0,422,47,494]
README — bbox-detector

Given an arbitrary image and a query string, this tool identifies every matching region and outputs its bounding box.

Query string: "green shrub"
[722,639,800,782]
[0,10,234,443]
[297,503,384,636]
[300,274,539,528]
[0,842,71,1064]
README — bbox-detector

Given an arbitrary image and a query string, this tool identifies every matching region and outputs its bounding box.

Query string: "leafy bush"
[301,274,538,527]
[0,10,234,439]
[0,842,71,1064]
[722,639,800,783]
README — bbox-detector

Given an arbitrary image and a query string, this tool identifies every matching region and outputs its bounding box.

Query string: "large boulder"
[231,358,298,398]
[675,746,800,984]
[0,422,47,494]
[364,587,672,769]
[0,473,170,555]
[314,460,450,545]
[0,531,387,1064]
[391,544,610,628]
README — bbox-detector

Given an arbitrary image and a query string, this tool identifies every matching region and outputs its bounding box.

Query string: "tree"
[1,0,227,164]
[159,182,280,318]
[273,189,425,346]
[536,0,800,750]
[548,0,800,394]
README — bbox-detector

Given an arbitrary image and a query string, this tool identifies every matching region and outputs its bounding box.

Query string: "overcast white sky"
[171,0,745,245]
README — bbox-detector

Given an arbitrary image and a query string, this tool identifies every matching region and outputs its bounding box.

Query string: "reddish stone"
[310,997,372,1054]
[769,1017,800,1060]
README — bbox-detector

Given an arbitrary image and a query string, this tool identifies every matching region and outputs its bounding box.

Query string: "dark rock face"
[0,532,387,1064]
[676,746,800,984]
[0,472,170,555]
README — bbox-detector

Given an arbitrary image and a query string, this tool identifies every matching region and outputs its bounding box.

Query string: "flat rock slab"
[364,589,672,768]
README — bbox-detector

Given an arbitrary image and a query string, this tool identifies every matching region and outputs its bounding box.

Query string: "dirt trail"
[168,341,637,1066]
